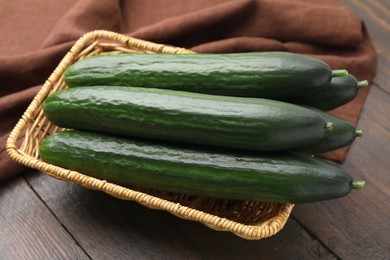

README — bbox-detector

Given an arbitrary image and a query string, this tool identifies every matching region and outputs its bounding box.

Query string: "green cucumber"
[39,130,364,203]
[295,107,363,154]
[43,86,332,152]
[292,74,368,111]
[64,52,347,99]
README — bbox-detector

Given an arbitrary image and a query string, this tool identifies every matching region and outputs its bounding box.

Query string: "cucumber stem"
[355,129,363,137]
[357,80,369,89]
[326,122,334,132]
[331,69,349,77]
[352,181,365,190]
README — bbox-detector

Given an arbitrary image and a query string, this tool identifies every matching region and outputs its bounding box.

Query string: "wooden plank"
[292,84,390,259]
[341,0,390,91]
[26,171,337,259]
[0,176,88,259]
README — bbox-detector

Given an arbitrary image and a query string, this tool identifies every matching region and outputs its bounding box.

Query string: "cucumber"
[64,52,347,99]
[39,130,364,203]
[292,74,368,111]
[43,86,332,152]
[295,107,363,154]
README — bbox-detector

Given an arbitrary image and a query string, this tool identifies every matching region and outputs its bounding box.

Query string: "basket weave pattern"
[6,30,294,240]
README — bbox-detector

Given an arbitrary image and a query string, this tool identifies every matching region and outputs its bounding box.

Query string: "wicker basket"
[6,30,294,240]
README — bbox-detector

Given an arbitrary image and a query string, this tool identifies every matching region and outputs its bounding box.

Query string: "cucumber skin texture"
[43,86,329,152]
[295,107,358,154]
[292,74,361,111]
[64,52,332,99]
[39,130,355,203]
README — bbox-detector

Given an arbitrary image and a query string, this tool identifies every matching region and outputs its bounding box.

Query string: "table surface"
[1,1,389,259]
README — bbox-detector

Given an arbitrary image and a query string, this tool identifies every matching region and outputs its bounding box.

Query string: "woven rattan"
[6,30,294,240]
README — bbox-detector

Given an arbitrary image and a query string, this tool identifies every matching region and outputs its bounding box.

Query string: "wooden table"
[1,1,389,259]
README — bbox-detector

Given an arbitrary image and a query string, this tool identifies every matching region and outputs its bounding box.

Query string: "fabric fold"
[40,0,123,48]
[128,0,363,48]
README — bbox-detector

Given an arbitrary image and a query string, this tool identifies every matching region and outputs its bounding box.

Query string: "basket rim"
[5,29,294,240]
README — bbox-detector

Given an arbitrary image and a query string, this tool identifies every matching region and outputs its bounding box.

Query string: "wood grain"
[0,176,88,259]
[292,84,390,259]
[25,171,337,260]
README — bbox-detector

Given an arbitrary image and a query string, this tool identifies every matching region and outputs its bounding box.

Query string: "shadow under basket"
[6,30,294,240]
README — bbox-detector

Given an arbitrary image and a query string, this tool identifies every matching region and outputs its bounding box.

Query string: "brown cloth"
[0,0,377,180]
